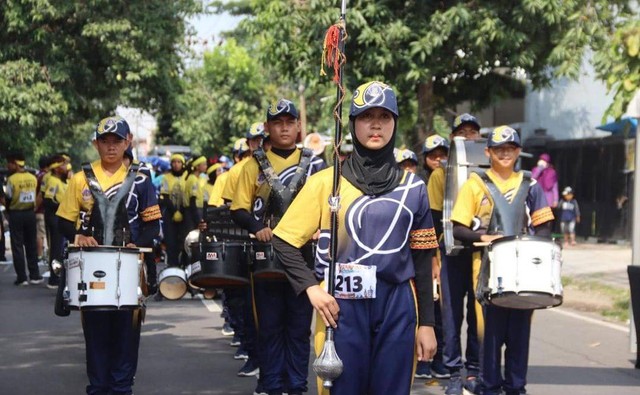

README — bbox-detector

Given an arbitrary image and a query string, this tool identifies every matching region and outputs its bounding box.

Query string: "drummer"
[56,116,161,395]
[426,113,482,394]
[159,153,188,268]
[450,126,553,395]
[230,99,325,395]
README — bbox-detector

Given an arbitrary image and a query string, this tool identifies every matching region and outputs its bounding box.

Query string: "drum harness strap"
[82,163,140,246]
[253,147,314,221]
[475,170,532,304]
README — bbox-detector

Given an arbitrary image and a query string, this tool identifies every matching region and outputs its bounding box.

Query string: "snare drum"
[443,138,490,255]
[251,241,315,281]
[189,241,250,287]
[158,267,188,300]
[66,246,142,310]
[486,236,563,309]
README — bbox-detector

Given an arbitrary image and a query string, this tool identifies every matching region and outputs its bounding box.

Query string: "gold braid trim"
[410,227,439,249]
[531,207,554,227]
[141,205,162,222]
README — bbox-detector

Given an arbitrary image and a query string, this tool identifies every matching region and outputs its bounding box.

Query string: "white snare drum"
[487,236,563,309]
[158,267,188,300]
[66,246,142,310]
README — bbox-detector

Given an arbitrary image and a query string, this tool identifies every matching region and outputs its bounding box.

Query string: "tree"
[0,0,199,162]
[214,0,633,150]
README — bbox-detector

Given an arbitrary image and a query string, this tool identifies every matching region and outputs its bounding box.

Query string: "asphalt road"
[1,260,640,395]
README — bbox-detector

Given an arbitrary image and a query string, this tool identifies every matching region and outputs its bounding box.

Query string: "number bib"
[325,263,377,299]
[19,191,35,203]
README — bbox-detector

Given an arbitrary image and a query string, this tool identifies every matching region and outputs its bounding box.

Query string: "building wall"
[522,56,614,141]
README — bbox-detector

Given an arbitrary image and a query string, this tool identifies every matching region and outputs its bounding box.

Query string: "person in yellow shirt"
[56,115,161,395]
[204,163,226,208]
[1,153,42,286]
[271,82,437,395]
[231,99,325,395]
[450,126,553,395]
[183,154,207,229]
[43,156,70,288]
[159,153,187,267]
[426,113,483,394]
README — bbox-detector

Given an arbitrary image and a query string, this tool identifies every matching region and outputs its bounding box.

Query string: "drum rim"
[490,235,555,246]
[68,246,141,253]
[200,241,249,247]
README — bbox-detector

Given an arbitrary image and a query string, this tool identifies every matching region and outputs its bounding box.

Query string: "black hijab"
[341,118,402,196]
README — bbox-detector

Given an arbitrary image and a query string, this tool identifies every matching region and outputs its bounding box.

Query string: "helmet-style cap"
[452,113,481,132]
[394,148,418,164]
[267,99,299,121]
[562,186,574,196]
[349,81,398,119]
[422,135,450,154]
[246,122,267,139]
[95,116,129,140]
[487,126,521,148]
[232,137,250,155]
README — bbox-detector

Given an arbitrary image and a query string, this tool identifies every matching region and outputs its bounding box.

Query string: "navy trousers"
[8,210,40,281]
[482,305,533,395]
[439,247,481,375]
[330,280,417,395]
[82,310,142,395]
[254,281,312,394]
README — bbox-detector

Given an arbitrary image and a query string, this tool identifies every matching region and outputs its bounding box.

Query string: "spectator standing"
[531,153,559,208]
[559,186,581,246]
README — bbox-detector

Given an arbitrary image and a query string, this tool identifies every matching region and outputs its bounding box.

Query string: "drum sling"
[82,163,140,246]
[475,171,531,303]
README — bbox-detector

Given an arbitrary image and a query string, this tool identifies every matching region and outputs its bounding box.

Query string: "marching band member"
[159,153,187,268]
[204,163,226,207]
[183,154,208,229]
[231,99,324,395]
[427,114,483,394]
[450,126,554,395]
[416,135,450,380]
[272,82,438,395]
[56,116,161,395]
[43,156,70,289]
[1,153,43,286]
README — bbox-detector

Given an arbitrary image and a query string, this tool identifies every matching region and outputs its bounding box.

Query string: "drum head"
[444,138,490,255]
[490,292,563,310]
[159,268,187,300]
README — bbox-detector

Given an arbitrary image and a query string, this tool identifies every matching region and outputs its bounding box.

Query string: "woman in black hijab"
[272,81,438,395]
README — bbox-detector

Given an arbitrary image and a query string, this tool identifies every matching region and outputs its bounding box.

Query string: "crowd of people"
[0,81,563,395]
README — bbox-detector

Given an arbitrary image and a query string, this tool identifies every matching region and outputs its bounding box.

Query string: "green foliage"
[0,0,199,163]
[592,19,640,120]
[215,0,634,147]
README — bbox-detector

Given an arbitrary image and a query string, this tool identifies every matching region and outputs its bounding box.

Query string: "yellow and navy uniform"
[56,159,160,395]
[5,171,37,211]
[43,173,68,286]
[221,157,251,203]
[44,174,68,204]
[231,150,324,219]
[205,171,228,207]
[5,170,41,283]
[159,170,187,267]
[451,169,553,395]
[57,160,161,240]
[426,154,482,376]
[426,166,445,212]
[451,170,554,230]
[274,169,437,395]
[232,148,324,395]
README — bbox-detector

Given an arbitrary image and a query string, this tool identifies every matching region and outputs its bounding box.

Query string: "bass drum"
[443,137,490,255]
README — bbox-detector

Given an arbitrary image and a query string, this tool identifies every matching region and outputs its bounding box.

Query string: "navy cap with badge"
[267,99,299,121]
[95,116,130,140]
[452,113,481,132]
[487,125,521,148]
[246,122,267,139]
[422,135,450,154]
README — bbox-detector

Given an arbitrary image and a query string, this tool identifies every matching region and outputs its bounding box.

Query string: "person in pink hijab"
[531,153,559,208]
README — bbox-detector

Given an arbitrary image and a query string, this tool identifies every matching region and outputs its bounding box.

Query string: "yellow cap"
[49,161,65,170]
[191,156,206,169]
[207,163,223,175]
[170,153,185,163]
[15,160,25,167]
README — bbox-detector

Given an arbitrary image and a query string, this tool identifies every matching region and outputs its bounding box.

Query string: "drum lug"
[497,277,504,294]
[78,282,87,291]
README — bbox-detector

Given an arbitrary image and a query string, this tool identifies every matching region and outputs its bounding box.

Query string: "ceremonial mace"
[313,0,347,388]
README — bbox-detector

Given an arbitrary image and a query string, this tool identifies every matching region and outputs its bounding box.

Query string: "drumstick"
[473,242,491,247]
